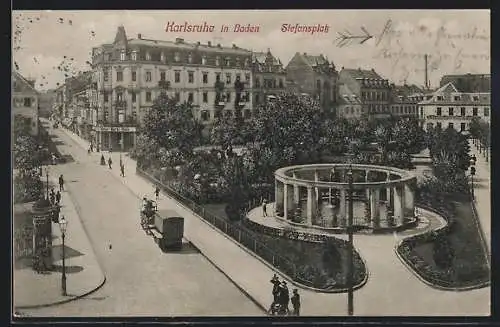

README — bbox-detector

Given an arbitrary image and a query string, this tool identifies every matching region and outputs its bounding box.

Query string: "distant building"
[64,71,93,138]
[338,67,391,119]
[389,84,426,118]
[336,83,363,120]
[251,49,286,109]
[53,84,66,119]
[418,81,490,133]
[440,74,490,93]
[90,25,254,150]
[12,71,39,136]
[37,91,55,119]
[285,52,337,113]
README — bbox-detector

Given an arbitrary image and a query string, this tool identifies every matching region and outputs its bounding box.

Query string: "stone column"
[393,185,404,226]
[286,183,295,220]
[292,173,300,205]
[339,189,346,218]
[275,180,284,217]
[306,186,316,226]
[283,183,288,220]
[365,170,370,199]
[404,182,415,217]
[314,170,320,203]
[370,188,380,228]
[386,174,391,202]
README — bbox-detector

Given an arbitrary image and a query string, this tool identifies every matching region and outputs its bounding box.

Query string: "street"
[24,123,263,317]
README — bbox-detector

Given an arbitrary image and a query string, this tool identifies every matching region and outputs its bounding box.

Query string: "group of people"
[100,154,125,177]
[49,188,61,206]
[269,274,301,316]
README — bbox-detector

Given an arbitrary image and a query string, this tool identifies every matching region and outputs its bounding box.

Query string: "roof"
[252,51,280,65]
[12,71,39,94]
[127,38,252,55]
[300,53,329,67]
[419,82,490,105]
[338,84,362,105]
[440,73,491,93]
[340,68,383,80]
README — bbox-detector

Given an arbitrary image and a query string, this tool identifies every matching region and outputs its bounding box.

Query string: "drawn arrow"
[335,26,373,48]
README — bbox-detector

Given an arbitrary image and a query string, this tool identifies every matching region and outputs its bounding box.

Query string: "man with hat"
[279,280,290,315]
[291,289,301,316]
[270,274,281,309]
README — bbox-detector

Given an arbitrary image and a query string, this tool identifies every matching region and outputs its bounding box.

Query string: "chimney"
[217,43,221,48]
[175,37,184,43]
[207,41,212,47]
[303,52,307,56]
[197,41,201,46]
[137,33,142,39]
[424,54,429,89]
[232,44,237,49]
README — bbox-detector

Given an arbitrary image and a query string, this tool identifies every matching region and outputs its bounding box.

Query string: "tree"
[220,156,249,220]
[210,116,244,149]
[429,127,470,172]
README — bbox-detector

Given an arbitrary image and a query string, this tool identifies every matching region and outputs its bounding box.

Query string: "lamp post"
[58,216,68,296]
[44,166,50,200]
[470,166,476,200]
[346,164,354,316]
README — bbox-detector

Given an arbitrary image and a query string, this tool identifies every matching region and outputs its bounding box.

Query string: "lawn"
[401,196,490,289]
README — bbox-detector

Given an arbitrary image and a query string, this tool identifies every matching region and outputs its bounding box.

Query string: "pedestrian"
[155,186,160,201]
[279,281,290,315]
[49,188,56,205]
[90,143,93,152]
[269,274,281,312]
[55,190,61,205]
[291,289,300,316]
[100,154,106,165]
[58,174,64,191]
[120,164,125,177]
[262,199,268,217]
[108,157,112,169]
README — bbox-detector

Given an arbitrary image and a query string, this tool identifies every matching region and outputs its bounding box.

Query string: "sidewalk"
[58,126,490,316]
[13,179,106,309]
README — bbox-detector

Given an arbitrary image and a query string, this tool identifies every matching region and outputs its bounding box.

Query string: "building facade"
[389,84,426,118]
[90,26,254,150]
[285,52,337,113]
[12,71,39,136]
[336,83,363,120]
[251,49,286,107]
[418,81,490,133]
[338,68,391,120]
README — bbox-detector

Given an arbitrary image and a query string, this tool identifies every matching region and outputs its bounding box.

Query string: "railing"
[136,167,299,280]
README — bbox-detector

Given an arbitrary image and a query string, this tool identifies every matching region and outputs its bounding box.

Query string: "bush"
[14,174,43,204]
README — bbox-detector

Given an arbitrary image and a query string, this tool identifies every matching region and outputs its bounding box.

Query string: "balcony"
[426,115,476,121]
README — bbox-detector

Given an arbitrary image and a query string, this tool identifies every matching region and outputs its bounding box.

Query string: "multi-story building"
[251,49,286,107]
[52,84,66,119]
[418,81,490,133]
[338,68,391,120]
[12,71,39,136]
[389,84,426,118]
[285,52,337,113]
[440,73,490,93]
[336,83,363,120]
[90,25,254,150]
[64,71,93,134]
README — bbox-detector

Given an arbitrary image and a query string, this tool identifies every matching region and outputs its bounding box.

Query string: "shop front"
[94,125,137,152]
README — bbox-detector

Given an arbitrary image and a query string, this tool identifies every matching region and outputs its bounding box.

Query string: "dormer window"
[454,95,460,101]
[473,96,479,101]
[160,52,166,62]
[120,51,126,61]
[145,52,151,61]
[215,56,220,66]
[202,56,207,65]
[225,57,230,67]
[437,95,443,101]
[188,53,193,64]
[131,51,137,61]
[174,52,180,62]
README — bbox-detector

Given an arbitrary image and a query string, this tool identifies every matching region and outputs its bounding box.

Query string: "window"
[376,93,381,101]
[145,71,152,82]
[245,73,250,82]
[131,71,137,82]
[437,95,443,101]
[448,107,454,116]
[146,52,151,61]
[460,123,466,131]
[215,72,221,82]
[203,92,208,103]
[202,56,207,65]
[116,92,123,102]
[23,97,32,107]
[244,58,249,67]
[104,53,110,61]
[436,122,442,129]
[436,107,442,116]
[361,92,366,100]
[201,111,209,121]
[203,72,208,84]
[103,68,109,81]
[131,51,137,61]
[188,71,194,83]
[461,107,465,116]
[473,107,478,116]
[146,92,152,102]
[175,71,180,83]
[116,71,123,82]
[131,92,137,103]
[226,92,231,102]
[225,58,230,66]
[255,78,260,88]
[484,107,489,117]
[174,52,180,62]
[215,56,220,66]
[104,92,109,102]
[448,122,454,129]
[120,51,126,61]
[175,92,180,102]
[226,73,231,84]
[160,52,166,62]
[454,95,460,101]
[279,79,284,88]
[188,92,194,103]
[188,53,193,64]
[236,73,241,82]
[473,96,479,101]
[255,94,260,103]
[160,71,166,81]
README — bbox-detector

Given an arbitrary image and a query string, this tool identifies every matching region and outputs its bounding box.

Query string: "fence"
[136,167,299,280]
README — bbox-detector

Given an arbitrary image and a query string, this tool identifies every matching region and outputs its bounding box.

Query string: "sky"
[12,10,490,92]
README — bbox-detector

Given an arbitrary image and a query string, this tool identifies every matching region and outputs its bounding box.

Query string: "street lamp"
[470,166,476,200]
[43,166,50,201]
[58,216,68,296]
[346,164,354,316]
